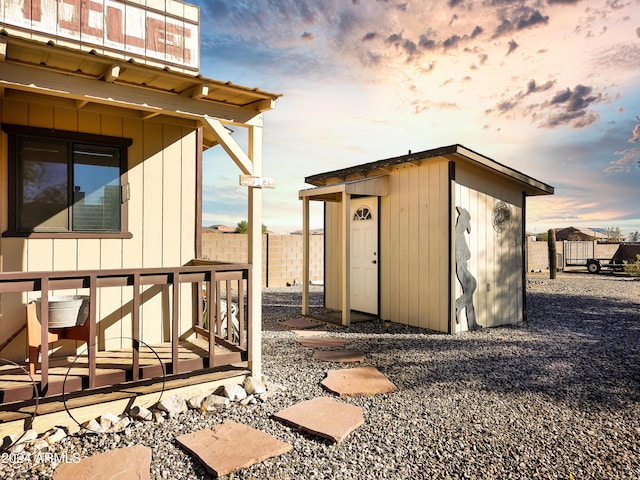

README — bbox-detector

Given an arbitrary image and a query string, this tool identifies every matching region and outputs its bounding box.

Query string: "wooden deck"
[0,337,242,404]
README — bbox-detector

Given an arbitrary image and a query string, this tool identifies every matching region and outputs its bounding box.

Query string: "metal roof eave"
[299,175,390,202]
[305,144,554,197]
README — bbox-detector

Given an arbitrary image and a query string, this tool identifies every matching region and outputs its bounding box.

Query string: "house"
[0,0,279,429]
[299,145,554,333]
[554,226,609,242]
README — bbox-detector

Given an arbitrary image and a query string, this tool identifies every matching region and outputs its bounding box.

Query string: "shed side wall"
[454,161,525,332]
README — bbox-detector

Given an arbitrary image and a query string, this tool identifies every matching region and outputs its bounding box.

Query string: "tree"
[628,231,640,242]
[235,220,267,234]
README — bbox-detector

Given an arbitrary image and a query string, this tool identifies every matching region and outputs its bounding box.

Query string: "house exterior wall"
[0,95,199,360]
[453,161,525,332]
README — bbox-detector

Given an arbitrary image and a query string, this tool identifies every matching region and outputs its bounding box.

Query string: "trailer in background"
[586,244,640,274]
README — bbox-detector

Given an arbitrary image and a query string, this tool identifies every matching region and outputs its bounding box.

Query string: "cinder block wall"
[526,240,625,272]
[201,232,324,287]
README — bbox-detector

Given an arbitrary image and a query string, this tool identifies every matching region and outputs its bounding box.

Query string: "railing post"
[208,269,216,365]
[39,276,49,394]
[88,276,97,389]
[132,273,140,381]
[171,269,180,374]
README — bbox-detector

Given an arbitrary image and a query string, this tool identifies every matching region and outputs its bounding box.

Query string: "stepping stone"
[278,318,322,329]
[175,420,292,477]
[296,337,348,349]
[321,366,398,397]
[293,329,327,337]
[53,445,151,480]
[313,350,366,363]
[273,397,364,443]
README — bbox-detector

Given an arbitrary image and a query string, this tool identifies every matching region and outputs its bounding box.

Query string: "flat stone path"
[273,397,364,443]
[321,366,398,397]
[54,317,397,478]
[175,420,292,477]
[296,337,348,348]
[313,350,366,363]
[52,445,152,480]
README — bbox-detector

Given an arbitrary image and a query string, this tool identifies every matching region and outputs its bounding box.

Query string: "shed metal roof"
[305,144,554,196]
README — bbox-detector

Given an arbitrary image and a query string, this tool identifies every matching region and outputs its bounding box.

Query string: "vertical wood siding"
[0,96,199,359]
[454,162,524,332]
[322,156,526,334]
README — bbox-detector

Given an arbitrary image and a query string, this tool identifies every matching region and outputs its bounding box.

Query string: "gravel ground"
[3,271,640,479]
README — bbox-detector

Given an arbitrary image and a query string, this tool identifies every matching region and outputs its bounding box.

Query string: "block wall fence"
[201,232,324,287]
[202,233,624,287]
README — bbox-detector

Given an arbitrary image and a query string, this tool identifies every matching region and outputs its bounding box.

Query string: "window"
[353,206,373,221]
[3,125,132,238]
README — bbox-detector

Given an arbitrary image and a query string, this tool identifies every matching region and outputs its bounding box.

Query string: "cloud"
[630,122,640,143]
[605,148,639,173]
[506,39,519,55]
[301,31,316,41]
[539,85,603,128]
[493,8,549,38]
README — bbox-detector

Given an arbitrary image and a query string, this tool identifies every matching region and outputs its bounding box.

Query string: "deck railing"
[0,260,251,396]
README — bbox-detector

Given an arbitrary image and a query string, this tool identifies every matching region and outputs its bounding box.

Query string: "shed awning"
[298,175,389,202]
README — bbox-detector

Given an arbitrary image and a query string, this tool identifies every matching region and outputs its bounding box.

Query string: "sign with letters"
[0,0,200,71]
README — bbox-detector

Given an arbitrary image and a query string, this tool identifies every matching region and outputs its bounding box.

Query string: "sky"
[191,0,640,237]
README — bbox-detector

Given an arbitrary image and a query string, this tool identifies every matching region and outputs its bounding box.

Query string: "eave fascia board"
[0,61,265,124]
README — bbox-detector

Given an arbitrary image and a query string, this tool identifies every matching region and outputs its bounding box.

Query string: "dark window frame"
[2,124,133,239]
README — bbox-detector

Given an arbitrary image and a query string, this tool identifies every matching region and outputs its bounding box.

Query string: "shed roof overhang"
[298,175,389,202]
[0,34,281,150]
[305,144,554,197]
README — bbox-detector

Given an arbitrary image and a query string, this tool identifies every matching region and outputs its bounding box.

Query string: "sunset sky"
[191,0,640,236]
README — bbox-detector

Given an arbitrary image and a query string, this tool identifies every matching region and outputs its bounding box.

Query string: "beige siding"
[0,96,200,360]
[380,160,450,332]
[323,159,451,332]
[454,162,524,332]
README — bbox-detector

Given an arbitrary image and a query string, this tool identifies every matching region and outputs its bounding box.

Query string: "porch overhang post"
[247,117,263,377]
[302,196,310,316]
[342,193,351,326]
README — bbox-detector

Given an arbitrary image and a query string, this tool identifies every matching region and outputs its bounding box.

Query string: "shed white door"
[350,198,378,314]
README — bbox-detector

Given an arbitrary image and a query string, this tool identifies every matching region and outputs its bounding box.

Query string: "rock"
[243,376,267,395]
[2,429,38,449]
[152,410,165,423]
[156,394,187,417]
[223,383,247,402]
[52,445,152,480]
[81,418,103,434]
[110,416,131,433]
[99,412,121,431]
[201,394,230,412]
[187,395,206,410]
[130,406,153,421]
[239,394,255,406]
[30,438,50,451]
[43,427,67,445]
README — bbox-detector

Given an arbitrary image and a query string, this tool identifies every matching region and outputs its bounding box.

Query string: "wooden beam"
[0,39,6,61]
[302,196,310,316]
[184,83,209,99]
[102,64,121,83]
[75,99,89,109]
[342,194,351,326]
[202,117,253,175]
[247,122,263,377]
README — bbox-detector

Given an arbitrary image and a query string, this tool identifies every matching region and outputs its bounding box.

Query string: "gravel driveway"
[5,272,639,479]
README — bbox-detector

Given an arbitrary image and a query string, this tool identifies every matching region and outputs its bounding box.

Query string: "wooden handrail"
[0,261,251,396]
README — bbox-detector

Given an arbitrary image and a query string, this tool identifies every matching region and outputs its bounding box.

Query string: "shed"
[299,145,554,333]
[0,0,279,416]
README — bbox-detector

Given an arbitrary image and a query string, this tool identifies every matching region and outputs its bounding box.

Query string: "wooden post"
[548,229,557,279]
[302,196,310,316]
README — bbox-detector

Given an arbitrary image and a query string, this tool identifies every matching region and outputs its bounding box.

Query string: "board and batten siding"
[323,158,451,333]
[380,160,451,332]
[0,95,199,359]
[453,161,524,333]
